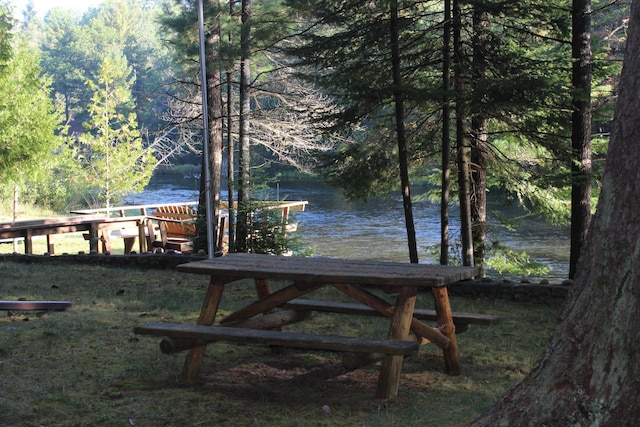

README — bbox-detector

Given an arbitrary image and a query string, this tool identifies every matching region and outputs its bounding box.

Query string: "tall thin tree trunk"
[390,0,418,263]
[470,5,489,272]
[207,32,223,253]
[236,0,252,252]
[440,0,452,266]
[226,71,235,251]
[569,0,592,279]
[225,0,236,252]
[195,2,223,255]
[453,0,474,267]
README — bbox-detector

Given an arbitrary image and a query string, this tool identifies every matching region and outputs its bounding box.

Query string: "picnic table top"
[176,253,478,287]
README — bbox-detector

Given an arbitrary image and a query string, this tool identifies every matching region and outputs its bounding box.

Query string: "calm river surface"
[126,176,570,282]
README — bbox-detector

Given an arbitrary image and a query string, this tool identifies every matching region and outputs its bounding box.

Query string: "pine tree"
[0,38,62,184]
[474,3,640,422]
[77,51,154,210]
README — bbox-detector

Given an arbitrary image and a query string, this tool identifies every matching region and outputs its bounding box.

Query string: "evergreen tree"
[159,0,226,254]
[474,3,640,421]
[0,35,62,185]
[40,8,87,127]
[288,0,459,262]
[76,51,154,209]
[289,0,580,273]
[40,1,175,134]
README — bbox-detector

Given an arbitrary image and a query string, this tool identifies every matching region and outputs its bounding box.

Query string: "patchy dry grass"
[0,259,561,426]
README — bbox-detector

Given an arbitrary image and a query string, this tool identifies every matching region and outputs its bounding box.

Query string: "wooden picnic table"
[135,253,479,401]
[0,215,147,255]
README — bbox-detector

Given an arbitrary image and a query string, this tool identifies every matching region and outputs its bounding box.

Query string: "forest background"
[0,0,630,275]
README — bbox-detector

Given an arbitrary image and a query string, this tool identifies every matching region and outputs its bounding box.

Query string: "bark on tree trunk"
[470,6,489,272]
[473,2,640,424]
[236,0,252,252]
[225,0,236,251]
[390,0,419,264]
[440,0,452,266]
[569,0,593,279]
[207,36,223,253]
[226,70,235,251]
[195,23,223,254]
[470,117,487,271]
[453,0,474,267]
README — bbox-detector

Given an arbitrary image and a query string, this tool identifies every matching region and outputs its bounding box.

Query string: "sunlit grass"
[0,232,130,255]
[0,200,62,222]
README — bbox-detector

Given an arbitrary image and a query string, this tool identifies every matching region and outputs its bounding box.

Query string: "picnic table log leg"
[137,220,147,253]
[24,229,33,254]
[46,235,55,254]
[432,286,461,375]
[145,219,156,251]
[123,237,136,254]
[182,276,229,381]
[254,278,281,353]
[101,231,112,254]
[255,278,272,300]
[89,224,99,253]
[332,283,450,349]
[254,278,279,320]
[375,286,417,401]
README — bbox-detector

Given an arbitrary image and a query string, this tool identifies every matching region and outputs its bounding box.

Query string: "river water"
[126,176,570,282]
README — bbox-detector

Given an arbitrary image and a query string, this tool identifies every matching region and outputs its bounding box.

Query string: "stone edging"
[447,278,570,302]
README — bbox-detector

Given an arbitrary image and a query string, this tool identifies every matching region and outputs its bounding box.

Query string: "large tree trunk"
[390,0,419,263]
[453,0,474,267]
[473,2,640,424]
[569,0,593,279]
[236,0,251,252]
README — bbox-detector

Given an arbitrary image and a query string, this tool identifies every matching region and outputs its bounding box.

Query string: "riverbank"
[0,252,570,303]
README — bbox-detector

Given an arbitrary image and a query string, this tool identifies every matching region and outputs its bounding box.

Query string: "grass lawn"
[0,232,132,256]
[0,259,562,426]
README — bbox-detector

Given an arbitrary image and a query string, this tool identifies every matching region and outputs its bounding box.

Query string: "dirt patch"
[191,349,444,409]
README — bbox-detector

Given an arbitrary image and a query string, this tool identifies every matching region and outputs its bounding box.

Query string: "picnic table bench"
[134,253,490,401]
